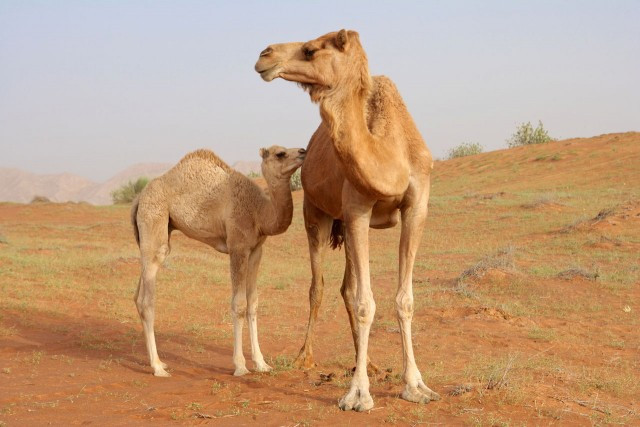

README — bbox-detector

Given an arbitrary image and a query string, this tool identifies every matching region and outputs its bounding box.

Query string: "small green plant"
[247,171,261,178]
[447,142,483,159]
[290,168,302,191]
[110,177,149,204]
[507,121,554,148]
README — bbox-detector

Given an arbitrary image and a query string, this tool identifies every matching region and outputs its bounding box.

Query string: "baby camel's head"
[259,145,306,182]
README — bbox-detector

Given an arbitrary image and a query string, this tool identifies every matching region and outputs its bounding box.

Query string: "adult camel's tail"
[131,197,140,247]
[329,219,344,250]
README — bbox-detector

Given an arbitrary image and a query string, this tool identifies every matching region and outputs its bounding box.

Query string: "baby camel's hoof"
[402,383,440,404]
[233,366,250,376]
[339,389,374,412]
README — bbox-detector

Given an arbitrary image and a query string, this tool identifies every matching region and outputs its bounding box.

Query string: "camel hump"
[179,149,233,174]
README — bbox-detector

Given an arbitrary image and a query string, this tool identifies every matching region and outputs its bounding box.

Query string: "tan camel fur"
[255,30,439,411]
[132,146,306,377]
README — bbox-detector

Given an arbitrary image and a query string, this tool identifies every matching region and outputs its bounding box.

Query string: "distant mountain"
[231,160,261,176]
[0,159,261,205]
[0,168,96,204]
[77,162,172,205]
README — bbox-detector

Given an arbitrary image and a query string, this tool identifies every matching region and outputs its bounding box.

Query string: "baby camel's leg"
[246,245,271,372]
[134,220,170,377]
[230,249,250,376]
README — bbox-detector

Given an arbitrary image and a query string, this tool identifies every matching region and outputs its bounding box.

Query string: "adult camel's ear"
[336,29,348,51]
[259,148,269,159]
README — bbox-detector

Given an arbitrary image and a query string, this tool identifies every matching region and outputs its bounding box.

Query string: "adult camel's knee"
[232,296,248,319]
[355,295,376,325]
[395,290,414,321]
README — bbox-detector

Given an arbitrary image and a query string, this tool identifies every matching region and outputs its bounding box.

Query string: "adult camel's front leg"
[338,185,376,412]
[294,197,332,369]
[229,249,250,376]
[396,180,440,403]
[246,245,272,372]
[341,244,381,375]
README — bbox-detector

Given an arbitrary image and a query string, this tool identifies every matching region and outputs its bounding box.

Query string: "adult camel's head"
[254,30,371,103]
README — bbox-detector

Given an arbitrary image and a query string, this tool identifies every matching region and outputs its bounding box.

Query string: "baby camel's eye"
[276,151,287,159]
[303,48,316,60]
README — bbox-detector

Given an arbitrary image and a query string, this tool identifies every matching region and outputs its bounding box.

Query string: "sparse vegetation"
[289,168,302,191]
[30,195,50,204]
[456,245,516,287]
[110,177,148,204]
[447,142,484,159]
[557,267,599,281]
[507,121,554,148]
[247,171,261,178]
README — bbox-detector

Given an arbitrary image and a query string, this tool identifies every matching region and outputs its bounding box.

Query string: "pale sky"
[1,1,639,181]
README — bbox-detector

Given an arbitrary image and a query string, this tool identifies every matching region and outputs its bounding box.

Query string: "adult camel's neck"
[319,78,409,199]
[259,178,294,236]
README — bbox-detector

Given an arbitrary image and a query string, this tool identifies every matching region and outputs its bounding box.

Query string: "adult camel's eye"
[304,48,316,60]
[276,151,286,159]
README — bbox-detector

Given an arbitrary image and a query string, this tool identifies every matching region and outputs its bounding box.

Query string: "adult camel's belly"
[301,123,401,228]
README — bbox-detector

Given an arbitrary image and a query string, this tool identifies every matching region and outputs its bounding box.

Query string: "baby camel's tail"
[131,197,141,247]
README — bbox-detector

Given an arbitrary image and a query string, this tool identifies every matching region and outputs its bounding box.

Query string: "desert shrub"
[111,177,149,204]
[456,245,516,288]
[447,142,483,159]
[247,171,261,178]
[507,121,554,148]
[30,195,51,203]
[0,233,7,244]
[290,169,302,191]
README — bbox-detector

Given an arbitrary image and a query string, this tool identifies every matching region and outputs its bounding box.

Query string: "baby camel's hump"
[157,149,233,246]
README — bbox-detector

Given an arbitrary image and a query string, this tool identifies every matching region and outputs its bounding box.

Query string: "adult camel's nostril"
[260,47,273,57]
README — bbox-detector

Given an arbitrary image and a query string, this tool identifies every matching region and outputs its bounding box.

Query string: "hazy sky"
[1,1,639,181]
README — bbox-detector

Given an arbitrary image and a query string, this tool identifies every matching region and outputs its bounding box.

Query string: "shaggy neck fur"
[313,42,409,198]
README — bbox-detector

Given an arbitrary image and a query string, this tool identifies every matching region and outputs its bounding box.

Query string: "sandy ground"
[1,133,639,425]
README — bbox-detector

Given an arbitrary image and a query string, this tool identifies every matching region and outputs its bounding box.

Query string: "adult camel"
[255,29,439,411]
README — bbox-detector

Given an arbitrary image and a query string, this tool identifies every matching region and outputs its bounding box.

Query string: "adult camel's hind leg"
[134,215,171,377]
[396,180,440,403]
[246,245,272,372]
[293,196,332,369]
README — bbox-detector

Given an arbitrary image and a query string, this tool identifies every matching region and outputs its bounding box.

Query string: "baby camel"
[131,145,306,377]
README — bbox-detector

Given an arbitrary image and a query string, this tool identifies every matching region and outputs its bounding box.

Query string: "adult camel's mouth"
[255,64,282,82]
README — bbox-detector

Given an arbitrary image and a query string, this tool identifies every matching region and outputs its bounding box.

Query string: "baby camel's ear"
[259,148,269,159]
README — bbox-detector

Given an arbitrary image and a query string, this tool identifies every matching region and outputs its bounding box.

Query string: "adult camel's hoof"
[338,388,374,412]
[254,361,273,373]
[160,361,169,369]
[153,368,171,377]
[401,381,440,403]
[292,350,316,370]
[233,366,250,376]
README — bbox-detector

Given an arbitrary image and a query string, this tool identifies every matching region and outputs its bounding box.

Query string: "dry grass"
[557,267,599,281]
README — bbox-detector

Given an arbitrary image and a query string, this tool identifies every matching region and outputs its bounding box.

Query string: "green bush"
[290,169,302,191]
[111,177,149,204]
[447,142,484,159]
[507,121,554,148]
